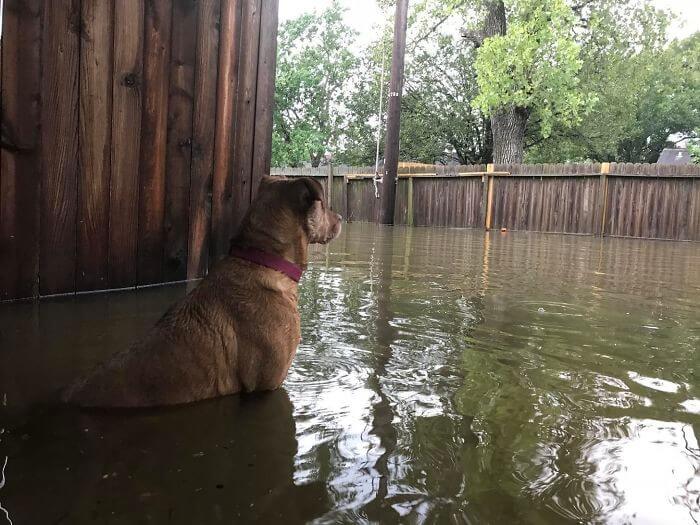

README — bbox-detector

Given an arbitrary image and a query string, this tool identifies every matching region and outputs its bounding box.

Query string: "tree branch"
[408,0,468,52]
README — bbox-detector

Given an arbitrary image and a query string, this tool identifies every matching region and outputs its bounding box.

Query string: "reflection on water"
[1,223,699,524]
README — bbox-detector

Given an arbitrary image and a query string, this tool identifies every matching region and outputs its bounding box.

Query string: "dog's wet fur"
[63,176,342,407]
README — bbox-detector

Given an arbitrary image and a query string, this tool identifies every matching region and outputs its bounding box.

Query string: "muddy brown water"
[1,223,699,524]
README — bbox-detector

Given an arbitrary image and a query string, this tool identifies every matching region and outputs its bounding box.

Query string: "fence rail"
[272,162,700,242]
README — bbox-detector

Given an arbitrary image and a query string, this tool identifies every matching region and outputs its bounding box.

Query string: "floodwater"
[1,223,699,524]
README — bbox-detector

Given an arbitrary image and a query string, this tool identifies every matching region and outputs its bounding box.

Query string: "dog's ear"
[291,177,324,211]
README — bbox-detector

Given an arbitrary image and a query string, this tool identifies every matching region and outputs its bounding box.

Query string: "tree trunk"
[484,0,506,39]
[483,116,494,163]
[491,105,529,163]
[482,2,529,164]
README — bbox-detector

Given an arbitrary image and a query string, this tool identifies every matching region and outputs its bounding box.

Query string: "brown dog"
[63,176,342,407]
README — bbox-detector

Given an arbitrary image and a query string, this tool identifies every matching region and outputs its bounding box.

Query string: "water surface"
[1,223,699,524]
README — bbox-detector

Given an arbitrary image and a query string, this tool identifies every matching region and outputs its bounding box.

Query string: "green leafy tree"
[402,33,492,164]
[273,2,357,167]
[689,146,700,164]
[276,0,698,166]
[467,0,591,163]
[336,37,391,166]
[527,4,700,163]
[340,8,491,165]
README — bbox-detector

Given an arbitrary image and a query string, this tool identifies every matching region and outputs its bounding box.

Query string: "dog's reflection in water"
[2,389,329,524]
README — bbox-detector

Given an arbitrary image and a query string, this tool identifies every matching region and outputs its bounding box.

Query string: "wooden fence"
[1,0,279,301]
[271,162,700,241]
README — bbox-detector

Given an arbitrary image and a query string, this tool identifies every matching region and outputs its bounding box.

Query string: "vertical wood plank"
[40,0,81,295]
[250,0,278,194]
[343,171,349,220]
[163,0,197,282]
[407,176,414,226]
[137,0,172,284]
[78,0,114,291]
[109,0,145,288]
[0,0,42,300]
[598,162,610,236]
[231,0,262,230]
[211,0,243,261]
[326,162,333,206]
[188,0,221,279]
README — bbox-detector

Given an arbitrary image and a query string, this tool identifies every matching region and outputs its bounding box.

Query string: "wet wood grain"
[78,0,114,291]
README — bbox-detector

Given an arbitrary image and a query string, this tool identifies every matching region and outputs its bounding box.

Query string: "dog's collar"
[230,246,303,283]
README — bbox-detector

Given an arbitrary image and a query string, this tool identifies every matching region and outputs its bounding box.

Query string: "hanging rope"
[373,35,388,199]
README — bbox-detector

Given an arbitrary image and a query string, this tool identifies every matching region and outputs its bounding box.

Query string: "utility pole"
[379,0,409,225]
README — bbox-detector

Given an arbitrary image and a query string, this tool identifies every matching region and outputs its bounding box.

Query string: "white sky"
[279,0,700,41]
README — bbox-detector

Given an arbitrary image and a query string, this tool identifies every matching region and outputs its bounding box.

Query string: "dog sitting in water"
[63,176,342,407]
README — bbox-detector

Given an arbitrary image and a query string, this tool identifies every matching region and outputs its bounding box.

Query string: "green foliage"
[272,2,357,167]
[402,33,491,163]
[274,0,700,166]
[689,136,700,164]
[339,10,491,165]
[527,4,700,163]
[473,0,591,140]
[335,35,392,166]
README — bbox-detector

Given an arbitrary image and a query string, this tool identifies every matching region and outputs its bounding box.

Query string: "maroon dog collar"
[230,246,303,283]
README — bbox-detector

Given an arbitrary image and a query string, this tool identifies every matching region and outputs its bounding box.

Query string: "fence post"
[407,175,414,226]
[599,162,610,237]
[484,163,495,230]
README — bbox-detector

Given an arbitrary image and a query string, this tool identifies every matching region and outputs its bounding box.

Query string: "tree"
[466,0,591,163]
[526,4,700,163]
[337,37,391,166]
[402,34,492,164]
[276,0,698,166]
[689,125,700,164]
[615,33,700,162]
[340,10,492,165]
[272,2,357,167]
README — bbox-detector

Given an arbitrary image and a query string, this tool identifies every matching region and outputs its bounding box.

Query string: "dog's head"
[250,176,342,245]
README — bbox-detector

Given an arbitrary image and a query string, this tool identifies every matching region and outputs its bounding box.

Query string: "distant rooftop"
[657,148,691,165]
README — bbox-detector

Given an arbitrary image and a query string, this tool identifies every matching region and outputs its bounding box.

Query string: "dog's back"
[63,176,340,407]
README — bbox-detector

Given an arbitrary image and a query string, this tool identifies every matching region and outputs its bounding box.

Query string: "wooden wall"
[1,0,280,301]
[273,163,700,242]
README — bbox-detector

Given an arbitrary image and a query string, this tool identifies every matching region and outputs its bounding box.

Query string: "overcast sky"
[279,0,700,42]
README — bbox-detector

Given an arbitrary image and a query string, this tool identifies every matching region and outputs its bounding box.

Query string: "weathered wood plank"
[211,0,243,262]
[188,0,221,279]
[109,0,145,288]
[163,0,197,282]
[137,0,173,284]
[0,0,42,300]
[250,0,278,194]
[78,0,114,291]
[40,0,81,295]
[231,0,263,229]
